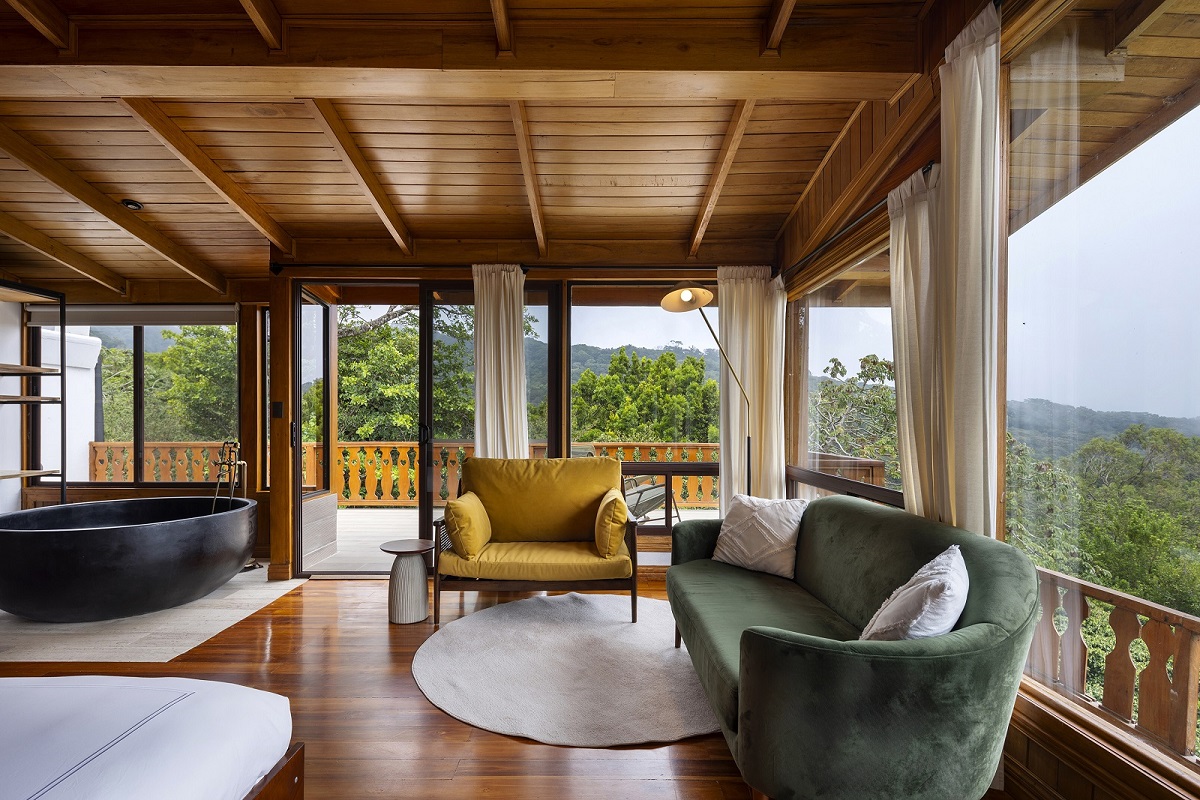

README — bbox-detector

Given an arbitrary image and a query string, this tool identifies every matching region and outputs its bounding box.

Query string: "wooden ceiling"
[0,0,1194,300]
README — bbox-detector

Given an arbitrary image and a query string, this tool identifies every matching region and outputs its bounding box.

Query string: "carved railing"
[1030,568,1200,759]
[89,441,227,482]
[89,440,885,511]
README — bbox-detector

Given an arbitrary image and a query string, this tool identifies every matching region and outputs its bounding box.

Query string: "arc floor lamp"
[661,281,752,496]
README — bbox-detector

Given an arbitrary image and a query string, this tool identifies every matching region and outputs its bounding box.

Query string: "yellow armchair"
[433,457,638,624]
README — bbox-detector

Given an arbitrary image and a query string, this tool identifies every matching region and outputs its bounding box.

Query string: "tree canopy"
[570,347,719,443]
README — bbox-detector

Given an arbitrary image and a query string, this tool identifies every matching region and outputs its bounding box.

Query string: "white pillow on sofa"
[860,545,969,641]
[712,494,808,579]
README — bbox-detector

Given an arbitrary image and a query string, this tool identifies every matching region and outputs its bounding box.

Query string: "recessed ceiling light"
[120,199,144,211]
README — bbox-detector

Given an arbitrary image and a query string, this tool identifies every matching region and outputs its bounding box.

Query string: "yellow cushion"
[461,457,622,543]
[443,491,492,560]
[438,540,633,581]
[594,488,628,558]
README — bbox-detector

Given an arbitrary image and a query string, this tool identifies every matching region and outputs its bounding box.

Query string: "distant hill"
[523,339,720,406]
[92,325,177,354]
[569,343,719,384]
[1008,397,1200,459]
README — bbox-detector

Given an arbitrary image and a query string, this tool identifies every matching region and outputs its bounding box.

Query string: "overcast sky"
[1008,104,1200,419]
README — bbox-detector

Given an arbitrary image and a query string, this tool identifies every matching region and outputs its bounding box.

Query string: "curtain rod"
[785,160,935,280]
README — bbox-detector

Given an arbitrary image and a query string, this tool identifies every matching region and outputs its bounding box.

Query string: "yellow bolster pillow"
[595,488,628,559]
[444,491,492,560]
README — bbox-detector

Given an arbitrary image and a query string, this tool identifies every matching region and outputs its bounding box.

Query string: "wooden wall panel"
[777,76,939,274]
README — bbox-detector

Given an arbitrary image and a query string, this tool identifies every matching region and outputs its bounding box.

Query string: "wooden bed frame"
[243,742,304,800]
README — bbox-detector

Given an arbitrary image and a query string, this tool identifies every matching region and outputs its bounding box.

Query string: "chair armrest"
[625,520,638,571]
[735,622,1033,800]
[671,519,723,565]
[432,518,452,569]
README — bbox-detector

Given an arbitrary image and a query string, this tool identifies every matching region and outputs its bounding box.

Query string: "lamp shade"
[660,281,714,313]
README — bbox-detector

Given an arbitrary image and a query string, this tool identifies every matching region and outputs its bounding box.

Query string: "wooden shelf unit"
[0,279,67,505]
[0,364,60,378]
[0,469,60,480]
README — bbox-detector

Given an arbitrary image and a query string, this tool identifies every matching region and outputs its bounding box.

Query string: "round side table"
[379,539,435,624]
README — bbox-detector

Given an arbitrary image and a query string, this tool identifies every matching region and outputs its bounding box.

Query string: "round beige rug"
[412,592,719,747]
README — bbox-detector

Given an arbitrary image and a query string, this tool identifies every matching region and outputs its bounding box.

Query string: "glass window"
[143,324,238,482]
[802,250,902,492]
[1006,17,1200,757]
[39,326,135,483]
[39,321,238,485]
[570,284,721,523]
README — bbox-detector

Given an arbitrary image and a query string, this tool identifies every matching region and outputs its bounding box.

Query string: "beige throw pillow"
[712,494,808,579]
[443,491,492,560]
[594,488,628,559]
[860,545,969,641]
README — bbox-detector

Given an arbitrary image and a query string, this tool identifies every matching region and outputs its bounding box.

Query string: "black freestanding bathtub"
[0,497,257,623]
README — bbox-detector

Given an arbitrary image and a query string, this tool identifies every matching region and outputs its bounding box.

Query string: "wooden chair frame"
[431,520,638,625]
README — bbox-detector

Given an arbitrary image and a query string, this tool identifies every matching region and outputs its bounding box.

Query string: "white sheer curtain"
[717,266,786,512]
[471,263,529,458]
[889,3,1001,537]
[890,166,943,519]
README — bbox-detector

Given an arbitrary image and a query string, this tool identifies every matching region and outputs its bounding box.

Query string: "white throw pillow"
[860,545,969,641]
[711,494,808,579]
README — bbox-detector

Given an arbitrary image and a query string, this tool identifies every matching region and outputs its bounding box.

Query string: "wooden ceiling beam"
[762,0,799,56]
[509,101,547,258]
[0,66,910,102]
[117,97,294,254]
[0,211,128,296]
[490,0,514,55]
[279,237,776,268]
[6,0,69,50]
[1110,0,1172,54]
[238,0,284,50]
[689,99,755,257]
[0,121,228,294]
[304,98,412,255]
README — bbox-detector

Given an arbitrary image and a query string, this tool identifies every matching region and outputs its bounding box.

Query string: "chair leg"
[631,583,637,623]
[675,625,681,648]
[433,573,441,625]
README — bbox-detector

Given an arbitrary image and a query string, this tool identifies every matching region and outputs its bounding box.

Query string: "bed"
[0,676,303,800]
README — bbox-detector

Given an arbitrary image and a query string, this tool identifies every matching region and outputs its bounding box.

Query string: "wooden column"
[268,273,295,580]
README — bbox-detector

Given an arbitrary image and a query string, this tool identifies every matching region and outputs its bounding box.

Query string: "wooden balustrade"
[1030,568,1200,759]
[89,441,229,482]
[89,439,881,513]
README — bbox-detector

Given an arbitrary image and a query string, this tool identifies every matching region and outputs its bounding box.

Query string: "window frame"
[30,318,242,488]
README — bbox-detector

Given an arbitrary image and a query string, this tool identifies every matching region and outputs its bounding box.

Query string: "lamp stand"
[697,306,752,497]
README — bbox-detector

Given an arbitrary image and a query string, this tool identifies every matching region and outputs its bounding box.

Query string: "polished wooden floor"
[0,580,1013,799]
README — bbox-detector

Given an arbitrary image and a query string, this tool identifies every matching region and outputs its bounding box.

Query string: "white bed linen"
[0,676,291,800]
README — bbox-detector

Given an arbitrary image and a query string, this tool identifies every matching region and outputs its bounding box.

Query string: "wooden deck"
[0,581,1013,799]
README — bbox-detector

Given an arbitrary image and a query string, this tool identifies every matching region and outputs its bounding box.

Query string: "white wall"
[0,304,21,512]
[40,326,101,484]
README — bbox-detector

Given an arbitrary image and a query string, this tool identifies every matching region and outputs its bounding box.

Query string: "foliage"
[157,325,238,441]
[571,347,719,443]
[98,325,236,443]
[808,355,901,490]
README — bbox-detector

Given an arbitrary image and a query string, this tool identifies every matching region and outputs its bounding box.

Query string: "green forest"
[99,325,238,442]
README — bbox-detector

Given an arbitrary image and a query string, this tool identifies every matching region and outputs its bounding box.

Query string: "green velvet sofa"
[667,495,1039,800]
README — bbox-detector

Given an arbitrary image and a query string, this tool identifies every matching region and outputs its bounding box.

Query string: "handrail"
[1030,568,1200,761]
[785,463,903,507]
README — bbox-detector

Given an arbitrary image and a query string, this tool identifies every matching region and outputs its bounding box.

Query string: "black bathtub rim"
[0,496,258,623]
[0,496,256,534]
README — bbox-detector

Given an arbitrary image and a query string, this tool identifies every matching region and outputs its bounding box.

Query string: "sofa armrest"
[735,622,1033,800]
[671,519,722,565]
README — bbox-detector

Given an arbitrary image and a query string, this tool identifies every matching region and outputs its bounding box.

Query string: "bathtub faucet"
[212,440,244,514]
